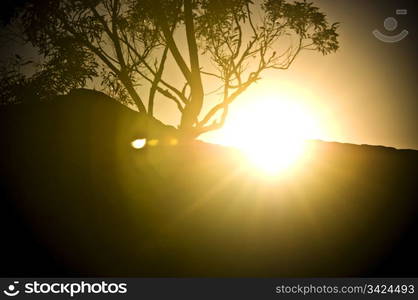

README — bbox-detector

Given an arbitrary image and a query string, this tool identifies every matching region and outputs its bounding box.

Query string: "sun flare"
[131,138,147,149]
[211,96,323,175]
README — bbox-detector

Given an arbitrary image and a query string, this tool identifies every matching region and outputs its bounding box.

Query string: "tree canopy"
[1,0,339,139]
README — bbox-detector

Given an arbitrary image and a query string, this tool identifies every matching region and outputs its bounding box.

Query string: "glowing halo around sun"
[212,97,323,176]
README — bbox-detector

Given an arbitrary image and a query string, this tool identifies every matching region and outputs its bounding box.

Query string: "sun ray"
[211,96,324,176]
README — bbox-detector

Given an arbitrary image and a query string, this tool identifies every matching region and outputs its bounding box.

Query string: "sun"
[209,96,323,175]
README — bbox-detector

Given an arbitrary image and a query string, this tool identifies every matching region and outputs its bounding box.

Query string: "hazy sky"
[296,0,417,149]
[1,0,417,149]
[203,0,417,149]
[146,0,418,150]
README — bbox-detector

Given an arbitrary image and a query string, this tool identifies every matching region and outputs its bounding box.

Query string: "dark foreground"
[1,91,417,277]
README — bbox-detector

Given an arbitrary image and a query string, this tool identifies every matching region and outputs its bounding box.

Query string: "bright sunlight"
[212,94,324,175]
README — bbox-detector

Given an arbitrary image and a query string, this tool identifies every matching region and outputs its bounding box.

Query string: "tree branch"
[148,45,169,116]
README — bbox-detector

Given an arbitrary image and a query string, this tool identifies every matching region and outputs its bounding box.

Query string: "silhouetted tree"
[1,0,339,139]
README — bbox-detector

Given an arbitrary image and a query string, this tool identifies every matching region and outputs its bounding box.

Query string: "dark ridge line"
[306,139,418,152]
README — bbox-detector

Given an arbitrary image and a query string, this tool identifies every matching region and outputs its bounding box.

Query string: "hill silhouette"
[0,90,417,277]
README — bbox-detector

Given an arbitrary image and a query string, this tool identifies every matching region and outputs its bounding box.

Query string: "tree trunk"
[181,0,204,131]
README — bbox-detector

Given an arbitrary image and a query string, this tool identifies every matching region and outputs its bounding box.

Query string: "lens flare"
[147,139,159,146]
[131,138,147,149]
